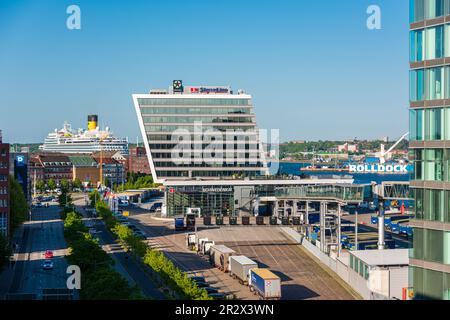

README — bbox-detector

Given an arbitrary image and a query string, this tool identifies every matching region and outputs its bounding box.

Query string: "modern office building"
[132,81,369,217]
[133,81,268,183]
[0,131,10,237]
[409,0,450,300]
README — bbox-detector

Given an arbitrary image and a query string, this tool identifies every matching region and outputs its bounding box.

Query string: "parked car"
[42,260,54,270]
[189,276,206,283]
[134,230,146,239]
[204,287,219,294]
[208,293,226,300]
[195,282,210,288]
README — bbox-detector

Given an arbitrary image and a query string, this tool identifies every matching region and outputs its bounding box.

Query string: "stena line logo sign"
[349,164,409,173]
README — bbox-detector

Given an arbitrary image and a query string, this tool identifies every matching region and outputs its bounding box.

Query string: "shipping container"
[249,268,281,300]
[209,245,235,272]
[229,256,258,285]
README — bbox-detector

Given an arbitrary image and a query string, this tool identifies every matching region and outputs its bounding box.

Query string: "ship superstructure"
[39,115,129,155]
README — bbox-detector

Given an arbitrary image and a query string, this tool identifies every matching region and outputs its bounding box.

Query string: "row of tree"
[114,173,158,192]
[0,176,28,271]
[35,178,83,194]
[63,210,140,299]
[94,200,211,300]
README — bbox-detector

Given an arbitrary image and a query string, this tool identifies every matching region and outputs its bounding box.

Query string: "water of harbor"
[274,162,410,185]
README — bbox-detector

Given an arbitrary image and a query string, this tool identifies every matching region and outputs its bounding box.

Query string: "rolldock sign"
[349,164,410,173]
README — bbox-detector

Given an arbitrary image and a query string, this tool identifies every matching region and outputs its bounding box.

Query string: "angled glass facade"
[133,83,268,182]
[409,0,450,300]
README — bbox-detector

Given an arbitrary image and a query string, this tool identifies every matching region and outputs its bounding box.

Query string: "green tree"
[47,179,56,191]
[0,233,11,271]
[60,179,71,193]
[73,178,82,190]
[81,267,137,300]
[9,176,28,234]
[88,190,100,207]
[58,192,73,208]
[35,180,45,193]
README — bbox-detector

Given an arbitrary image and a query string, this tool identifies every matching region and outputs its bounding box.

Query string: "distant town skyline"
[0,0,408,143]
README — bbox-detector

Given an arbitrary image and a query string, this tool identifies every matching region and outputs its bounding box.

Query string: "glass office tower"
[133,81,268,183]
[409,0,450,300]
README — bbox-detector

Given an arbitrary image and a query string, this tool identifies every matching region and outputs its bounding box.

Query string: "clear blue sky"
[0,0,409,143]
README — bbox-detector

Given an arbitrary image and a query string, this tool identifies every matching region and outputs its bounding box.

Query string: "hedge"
[63,211,139,300]
[95,201,211,300]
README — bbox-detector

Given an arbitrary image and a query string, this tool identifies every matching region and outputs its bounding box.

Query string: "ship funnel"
[88,115,98,131]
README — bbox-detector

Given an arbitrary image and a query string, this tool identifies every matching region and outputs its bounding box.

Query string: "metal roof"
[211,245,235,254]
[164,178,355,187]
[252,268,279,280]
[68,155,97,167]
[350,249,409,266]
[230,255,258,266]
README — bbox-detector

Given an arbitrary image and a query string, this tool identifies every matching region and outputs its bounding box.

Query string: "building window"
[413,228,450,264]
[410,0,425,23]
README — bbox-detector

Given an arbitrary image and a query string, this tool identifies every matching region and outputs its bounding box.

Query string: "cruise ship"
[39,115,129,155]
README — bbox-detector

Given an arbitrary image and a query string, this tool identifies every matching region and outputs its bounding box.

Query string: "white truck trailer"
[209,245,235,272]
[249,268,281,300]
[229,255,258,285]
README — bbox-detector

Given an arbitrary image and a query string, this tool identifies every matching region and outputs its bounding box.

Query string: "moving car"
[44,250,54,259]
[42,260,54,270]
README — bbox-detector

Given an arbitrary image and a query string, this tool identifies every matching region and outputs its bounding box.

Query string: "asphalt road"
[73,198,165,300]
[8,203,69,298]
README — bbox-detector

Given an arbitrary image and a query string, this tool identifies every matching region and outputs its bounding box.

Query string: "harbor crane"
[378,132,409,164]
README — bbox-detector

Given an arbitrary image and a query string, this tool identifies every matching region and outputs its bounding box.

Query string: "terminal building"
[133,81,368,217]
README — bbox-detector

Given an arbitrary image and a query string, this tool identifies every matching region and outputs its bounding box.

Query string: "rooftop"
[350,249,409,267]
[69,155,98,167]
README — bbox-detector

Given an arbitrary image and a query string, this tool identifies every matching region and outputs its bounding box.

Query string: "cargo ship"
[39,115,129,155]
[300,162,411,175]
[300,165,349,173]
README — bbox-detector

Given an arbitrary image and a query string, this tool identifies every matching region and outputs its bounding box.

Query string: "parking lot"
[125,208,357,300]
